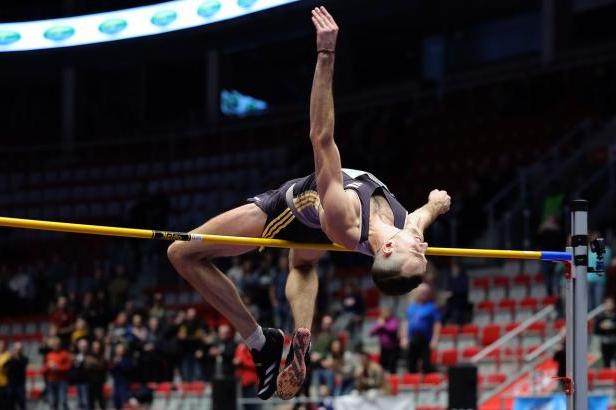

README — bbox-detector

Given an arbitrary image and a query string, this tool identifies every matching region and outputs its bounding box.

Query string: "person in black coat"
[84,340,107,410]
[72,339,90,410]
[6,342,28,410]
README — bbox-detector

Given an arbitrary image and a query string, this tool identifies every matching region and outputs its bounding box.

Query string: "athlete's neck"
[367,216,401,255]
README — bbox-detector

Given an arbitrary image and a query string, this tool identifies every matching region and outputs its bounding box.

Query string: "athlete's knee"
[167,241,186,267]
[167,241,202,268]
[291,262,316,276]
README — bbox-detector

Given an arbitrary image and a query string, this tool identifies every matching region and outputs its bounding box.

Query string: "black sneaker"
[276,328,311,400]
[250,328,284,400]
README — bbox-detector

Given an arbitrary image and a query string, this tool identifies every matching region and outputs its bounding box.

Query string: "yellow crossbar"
[0,216,543,259]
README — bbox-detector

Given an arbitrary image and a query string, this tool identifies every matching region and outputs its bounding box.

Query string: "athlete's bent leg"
[167,204,284,399]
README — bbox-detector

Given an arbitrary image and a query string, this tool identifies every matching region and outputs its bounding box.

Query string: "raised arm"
[309,7,358,248]
[404,189,451,239]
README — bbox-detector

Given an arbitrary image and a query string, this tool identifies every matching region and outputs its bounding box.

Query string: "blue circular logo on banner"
[99,18,128,35]
[44,26,75,41]
[237,0,258,8]
[198,0,222,18]
[151,10,177,27]
[0,31,21,45]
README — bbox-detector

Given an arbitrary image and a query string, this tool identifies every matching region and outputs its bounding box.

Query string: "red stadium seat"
[520,297,538,312]
[505,322,520,332]
[423,372,446,386]
[554,319,566,332]
[461,324,479,338]
[498,299,516,310]
[186,381,206,395]
[481,324,501,346]
[387,374,400,395]
[596,369,616,385]
[440,349,458,367]
[472,277,490,290]
[402,373,421,387]
[462,346,480,360]
[477,301,495,321]
[29,388,43,400]
[156,382,173,398]
[542,295,559,306]
[487,372,507,385]
[493,276,509,289]
[513,275,531,287]
[440,324,460,338]
[528,321,547,338]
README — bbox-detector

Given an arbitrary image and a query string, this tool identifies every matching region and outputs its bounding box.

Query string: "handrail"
[524,303,607,363]
[483,119,591,213]
[470,305,554,363]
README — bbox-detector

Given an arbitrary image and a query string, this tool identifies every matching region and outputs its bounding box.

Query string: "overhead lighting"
[0,0,300,52]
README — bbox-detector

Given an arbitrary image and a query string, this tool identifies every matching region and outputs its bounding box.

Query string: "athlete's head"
[371,229,427,296]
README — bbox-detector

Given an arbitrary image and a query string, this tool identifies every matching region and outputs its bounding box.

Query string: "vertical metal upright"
[567,199,589,410]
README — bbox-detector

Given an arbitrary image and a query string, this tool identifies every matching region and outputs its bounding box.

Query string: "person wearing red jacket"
[43,336,72,410]
[234,343,259,410]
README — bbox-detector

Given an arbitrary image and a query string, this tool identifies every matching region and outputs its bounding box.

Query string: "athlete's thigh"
[184,203,267,258]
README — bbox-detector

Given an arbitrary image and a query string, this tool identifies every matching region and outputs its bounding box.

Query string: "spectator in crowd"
[233,342,259,410]
[321,339,355,396]
[442,260,469,326]
[588,232,612,310]
[212,324,237,377]
[311,315,336,389]
[160,310,185,381]
[108,311,129,350]
[341,280,366,347]
[110,343,133,410]
[270,252,291,332]
[402,283,441,373]
[196,330,218,382]
[6,342,27,410]
[178,308,204,381]
[226,256,244,288]
[369,307,399,374]
[594,297,616,368]
[148,292,166,320]
[108,264,130,308]
[50,296,75,347]
[127,313,148,357]
[141,316,164,382]
[0,340,10,408]
[537,216,564,296]
[85,339,107,410]
[354,350,385,393]
[81,292,108,330]
[43,336,72,410]
[72,338,90,410]
[71,317,90,346]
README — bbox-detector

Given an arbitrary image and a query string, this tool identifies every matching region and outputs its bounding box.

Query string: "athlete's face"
[390,230,428,276]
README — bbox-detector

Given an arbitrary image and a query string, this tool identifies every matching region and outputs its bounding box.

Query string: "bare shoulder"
[319,189,361,248]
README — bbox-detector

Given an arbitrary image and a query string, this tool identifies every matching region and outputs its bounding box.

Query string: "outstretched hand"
[311,6,338,52]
